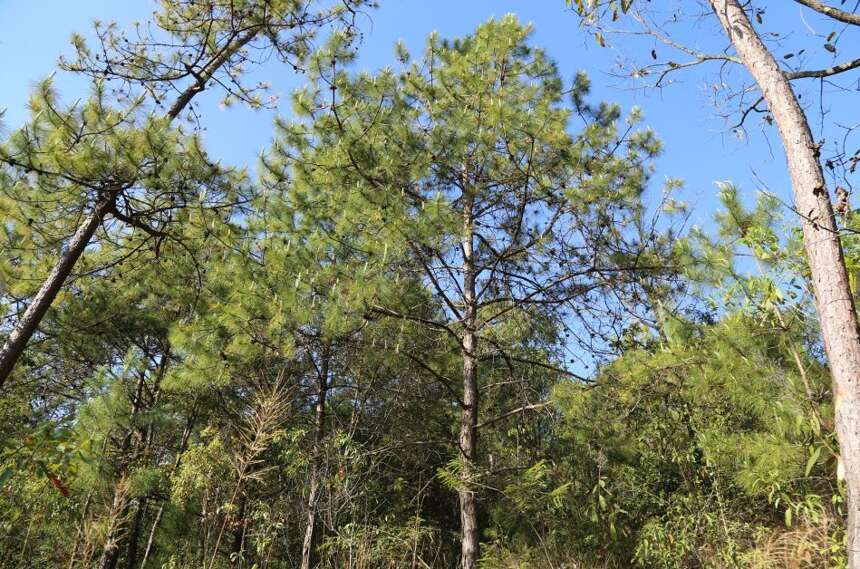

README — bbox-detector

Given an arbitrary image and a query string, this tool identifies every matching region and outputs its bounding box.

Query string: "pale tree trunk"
[301,348,330,569]
[139,505,165,569]
[459,193,480,569]
[300,477,322,569]
[0,30,257,389]
[0,196,112,388]
[709,1,860,564]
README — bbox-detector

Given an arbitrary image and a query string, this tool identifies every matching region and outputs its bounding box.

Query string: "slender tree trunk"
[301,348,329,569]
[300,477,322,569]
[99,480,130,569]
[139,505,164,569]
[0,30,257,388]
[140,411,196,569]
[19,513,36,565]
[230,497,247,568]
[709,1,860,565]
[459,192,480,569]
[99,370,150,569]
[0,196,112,388]
[125,499,147,569]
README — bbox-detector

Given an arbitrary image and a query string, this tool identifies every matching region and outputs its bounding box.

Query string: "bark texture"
[709,1,860,565]
[0,196,112,387]
[459,194,480,569]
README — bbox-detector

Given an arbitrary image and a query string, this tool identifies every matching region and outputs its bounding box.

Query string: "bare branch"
[793,0,860,26]
[787,57,860,80]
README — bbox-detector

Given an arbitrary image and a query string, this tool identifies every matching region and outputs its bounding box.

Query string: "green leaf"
[805,445,822,477]
[0,467,13,488]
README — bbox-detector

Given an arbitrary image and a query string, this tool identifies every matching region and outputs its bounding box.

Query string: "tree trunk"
[459,193,480,569]
[0,30,257,388]
[99,481,130,569]
[230,497,246,568]
[140,411,196,569]
[99,369,150,569]
[125,499,147,569]
[139,505,164,569]
[0,196,112,388]
[709,1,860,565]
[301,348,329,569]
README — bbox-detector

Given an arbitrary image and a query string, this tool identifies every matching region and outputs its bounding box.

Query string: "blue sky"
[1,0,857,233]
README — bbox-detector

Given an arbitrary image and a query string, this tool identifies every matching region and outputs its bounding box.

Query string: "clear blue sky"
[1,1,857,233]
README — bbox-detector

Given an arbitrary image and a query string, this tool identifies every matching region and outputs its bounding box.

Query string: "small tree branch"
[107,203,167,238]
[476,402,550,430]
[792,0,860,26]
[787,57,860,80]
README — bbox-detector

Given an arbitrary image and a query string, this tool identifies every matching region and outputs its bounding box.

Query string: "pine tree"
[0,0,371,388]
[265,17,680,567]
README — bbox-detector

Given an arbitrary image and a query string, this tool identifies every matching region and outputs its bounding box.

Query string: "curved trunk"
[709,1,860,565]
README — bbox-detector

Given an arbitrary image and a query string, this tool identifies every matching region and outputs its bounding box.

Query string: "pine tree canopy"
[1,2,858,568]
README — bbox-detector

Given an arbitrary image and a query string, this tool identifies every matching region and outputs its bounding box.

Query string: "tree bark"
[709,1,860,565]
[0,196,112,388]
[791,0,860,26]
[459,193,480,569]
[301,348,329,569]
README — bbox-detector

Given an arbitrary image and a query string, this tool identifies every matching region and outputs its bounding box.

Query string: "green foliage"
[0,5,849,569]
[551,311,840,568]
